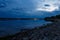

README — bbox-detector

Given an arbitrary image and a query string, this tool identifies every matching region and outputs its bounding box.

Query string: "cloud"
[33,0,60,12]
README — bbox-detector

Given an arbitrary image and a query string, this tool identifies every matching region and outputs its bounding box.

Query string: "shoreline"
[0,19,60,40]
[0,15,60,40]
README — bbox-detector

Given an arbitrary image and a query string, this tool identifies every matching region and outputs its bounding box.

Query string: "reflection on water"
[0,20,52,37]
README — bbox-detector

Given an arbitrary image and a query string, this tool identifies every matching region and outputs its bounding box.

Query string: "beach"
[0,15,60,40]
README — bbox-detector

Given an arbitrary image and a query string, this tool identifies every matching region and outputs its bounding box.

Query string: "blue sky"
[0,0,60,18]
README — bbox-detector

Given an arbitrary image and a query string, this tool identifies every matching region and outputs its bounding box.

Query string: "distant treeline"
[45,15,60,19]
[0,18,43,20]
[44,15,60,22]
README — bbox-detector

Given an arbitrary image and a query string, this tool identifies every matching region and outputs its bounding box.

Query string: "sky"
[34,0,60,12]
[0,0,60,18]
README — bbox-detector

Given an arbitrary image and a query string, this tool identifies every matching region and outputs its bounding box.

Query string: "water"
[0,10,60,37]
[0,0,60,37]
[0,20,52,37]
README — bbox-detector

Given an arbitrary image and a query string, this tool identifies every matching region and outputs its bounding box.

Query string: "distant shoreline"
[0,18,44,20]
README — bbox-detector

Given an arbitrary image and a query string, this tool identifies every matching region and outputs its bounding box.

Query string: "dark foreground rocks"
[0,18,60,40]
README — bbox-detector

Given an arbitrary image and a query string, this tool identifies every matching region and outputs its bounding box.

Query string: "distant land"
[0,14,60,21]
[44,14,60,22]
[0,18,43,20]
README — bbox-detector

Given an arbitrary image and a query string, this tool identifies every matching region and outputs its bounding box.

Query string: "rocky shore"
[0,15,60,40]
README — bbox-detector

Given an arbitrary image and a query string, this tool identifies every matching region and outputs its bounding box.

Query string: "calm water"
[0,20,52,37]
